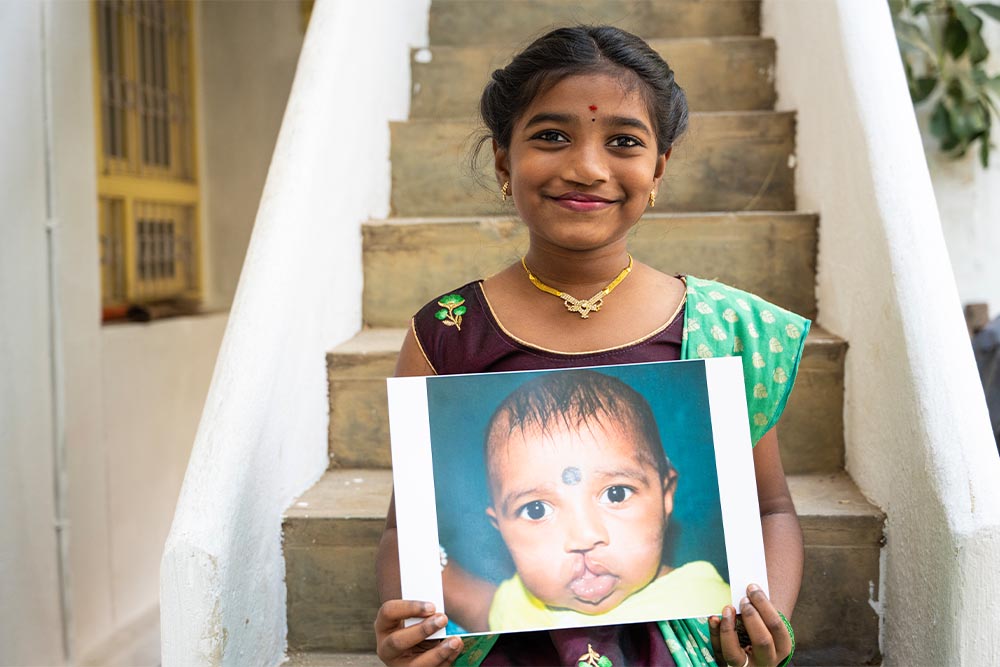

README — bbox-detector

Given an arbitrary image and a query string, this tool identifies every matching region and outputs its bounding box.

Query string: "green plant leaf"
[971,3,1000,21]
[912,76,938,101]
[944,16,970,58]
[968,28,989,62]
[913,0,933,14]
[954,2,985,31]
[978,131,991,167]
[894,17,937,56]
[987,74,1000,97]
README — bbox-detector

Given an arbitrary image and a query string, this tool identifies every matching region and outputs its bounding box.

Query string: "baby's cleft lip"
[568,562,618,604]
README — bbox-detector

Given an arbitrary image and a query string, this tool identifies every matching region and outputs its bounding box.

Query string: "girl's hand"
[374,600,464,666]
[709,584,792,667]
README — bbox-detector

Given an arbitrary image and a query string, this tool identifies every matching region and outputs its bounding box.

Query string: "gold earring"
[501,181,510,202]
[648,189,657,208]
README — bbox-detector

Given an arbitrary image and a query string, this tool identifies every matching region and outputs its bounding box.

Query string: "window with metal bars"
[93,0,201,319]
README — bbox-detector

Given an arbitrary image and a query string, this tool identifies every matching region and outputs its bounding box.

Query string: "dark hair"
[484,370,674,490]
[477,25,689,157]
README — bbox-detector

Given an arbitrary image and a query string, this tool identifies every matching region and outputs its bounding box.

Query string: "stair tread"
[285,469,882,539]
[285,652,382,666]
[399,109,793,125]
[428,0,762,45]
[366,210,818,227]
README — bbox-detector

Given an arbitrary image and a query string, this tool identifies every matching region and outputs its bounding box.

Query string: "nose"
[563,503,609,553]
[562,140,609,187]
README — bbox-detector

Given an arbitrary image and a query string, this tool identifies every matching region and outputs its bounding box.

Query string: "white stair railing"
[159,1,429,664]
[764,1,1000,663]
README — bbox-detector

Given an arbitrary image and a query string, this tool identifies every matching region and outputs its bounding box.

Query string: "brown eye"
[517,500,552,521]
[532,130,569,143]
[601,486,634,504]
[609,136,642,148]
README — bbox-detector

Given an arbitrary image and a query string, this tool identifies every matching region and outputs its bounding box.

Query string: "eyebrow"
[523,112,652,137]
[592,467,652,485]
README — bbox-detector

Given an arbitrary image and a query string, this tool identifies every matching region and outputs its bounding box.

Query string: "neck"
[522,243,632,292]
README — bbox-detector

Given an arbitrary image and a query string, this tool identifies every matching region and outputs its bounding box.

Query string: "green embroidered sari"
[454,276,811,667]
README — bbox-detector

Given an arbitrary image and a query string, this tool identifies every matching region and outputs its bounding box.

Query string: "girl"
[374,25,804,667]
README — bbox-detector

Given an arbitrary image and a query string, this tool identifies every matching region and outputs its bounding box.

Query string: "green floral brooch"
[577,644,613,667]
[434,294,467,331]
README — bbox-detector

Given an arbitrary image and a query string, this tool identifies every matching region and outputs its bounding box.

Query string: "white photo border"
[386,357,767,638]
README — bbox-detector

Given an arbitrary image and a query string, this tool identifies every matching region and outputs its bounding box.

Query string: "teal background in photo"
[425,360,729,587]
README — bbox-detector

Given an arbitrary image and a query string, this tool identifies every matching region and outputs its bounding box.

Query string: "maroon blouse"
[412,281,684,374]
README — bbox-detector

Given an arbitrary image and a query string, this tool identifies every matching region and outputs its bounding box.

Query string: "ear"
[493,138,510,188]
[486,505,499,531]
[661,467,678,518]
[652,146,671,191]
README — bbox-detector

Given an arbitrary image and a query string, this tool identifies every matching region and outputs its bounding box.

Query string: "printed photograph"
[387,358,767,638]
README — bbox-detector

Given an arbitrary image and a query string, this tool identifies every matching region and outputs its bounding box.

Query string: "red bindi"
[588,105,598,111]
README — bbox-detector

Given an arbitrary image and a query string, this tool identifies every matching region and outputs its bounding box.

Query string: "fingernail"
[741,596,751,607]
[433,614,447,628]
[748,583,760,593]
[423,602,434,614]
[448,638,463,651]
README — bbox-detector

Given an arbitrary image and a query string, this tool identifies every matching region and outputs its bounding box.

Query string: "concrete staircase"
[282,2,885,665]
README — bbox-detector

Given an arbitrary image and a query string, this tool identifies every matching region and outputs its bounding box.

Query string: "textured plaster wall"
[763,0,1000,663]
[160,0,431,664]
[198,1,304,309]
[100,316,227,640]
[0,3,64,664]
[1,3,235,664]
[49,1,116,658]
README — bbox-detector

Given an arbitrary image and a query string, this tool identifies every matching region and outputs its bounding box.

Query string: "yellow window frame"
[92,0,202,311]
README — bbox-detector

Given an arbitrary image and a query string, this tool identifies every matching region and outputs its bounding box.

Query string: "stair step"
[283,470,882,662]
[411,37,776,118]
[428,0,761,46]
[326,325,844,475]
[363,212,817,329]
[285,652,382,667]
[389,112,796,217]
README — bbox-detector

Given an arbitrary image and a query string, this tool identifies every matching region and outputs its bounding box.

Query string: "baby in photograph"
[483,369,731,631]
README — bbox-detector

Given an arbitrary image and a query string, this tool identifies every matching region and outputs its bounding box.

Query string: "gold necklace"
[521,254,634,319]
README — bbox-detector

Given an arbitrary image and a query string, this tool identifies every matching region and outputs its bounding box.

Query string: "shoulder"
[411,281,490,375]
[681,276,812,445]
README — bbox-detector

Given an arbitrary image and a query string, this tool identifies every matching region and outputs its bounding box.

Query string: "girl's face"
[494,72,667,254]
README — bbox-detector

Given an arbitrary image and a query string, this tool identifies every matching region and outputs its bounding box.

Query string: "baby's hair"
[474,25,689,162]
[485,370,674,489]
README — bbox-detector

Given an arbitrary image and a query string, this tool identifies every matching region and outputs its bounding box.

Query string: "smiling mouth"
[550,192,617,212]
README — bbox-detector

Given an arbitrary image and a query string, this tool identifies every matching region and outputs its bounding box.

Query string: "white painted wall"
[1,2,239,665]
[198,1,304,309]
[922,22,1000,317]
[763,0,1000,663]
[160,0,430,664]
[0,3,64,665]
[99,315,227,630]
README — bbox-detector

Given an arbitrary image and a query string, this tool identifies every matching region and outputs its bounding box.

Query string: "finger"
[739,595,776,665]
[375,600,434,634]
[746,584,793,660]
[709,615,723,659]
[409,636,464,667]
[378,613,448,662]
[717,605,747,667]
